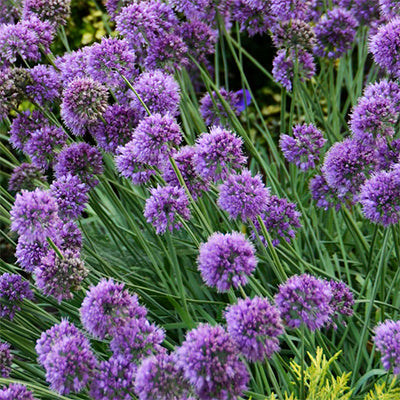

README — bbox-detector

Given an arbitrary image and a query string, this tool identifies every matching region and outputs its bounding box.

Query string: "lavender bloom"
[57,220,83,252]
[359,165,400,227]
[60,77,108,136]
[0,384,35,400]
[8,163,46,192]
[55,47,90,84]
[225,297,284,362]
[363,80,400,105]
[280,123,326,170]
[0,0,21,24]
[217,169,270,222]
[105,0,133,18]
[270,0,311,20]
[22,0,71,26]
[163,146,209,200]
[374,320,400,374]
[252,195,302,247]
[54,142,103,188]
[194,126,247,182]
[347,0,381,25]
[272,19,316,51]
[379,0,400,19]
[35,249,88,303]
[0,273,33,320]
[144,185,191,234]
[26,65,61,106]
[10,188,60,242]
[0,342,13,377]
[176,323,249,400]
[375,138,400,171]
[0,68,23,120]
[370,18,400,78]
[135,352,193,400]
[272,48,315,91]
[80,279,147,339]
[197,231,257,292]
[275,274,333,331]
[328,280,354,323]
[15,237,49,273]
[309,174,344,211]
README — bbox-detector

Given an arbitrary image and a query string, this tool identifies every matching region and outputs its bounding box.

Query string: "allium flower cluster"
[194,126,247,182]
[270,0,311,20]
[217,169,270,222]
[0,68,23,121]
[328,279,354,322]
[15,238,49,273]
[309,173,344,211]
[379,0,400,19]
[225,297,284,362]
[22,0,71,26]
[0,384,35,400]
[280,123,326,170]
[80,279,147,339]
[144,185,191,234]
[26,65,61,106]
[374,320,400,374]
[0,342,13,377]
[55,47,90,84]
[197,231,257,292]
[8,163,46,192]
[0,273,33,320]
[272,19,316,51]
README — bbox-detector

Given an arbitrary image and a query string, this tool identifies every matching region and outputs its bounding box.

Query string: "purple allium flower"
[363,80,400,105]
[105,0,132,18]
[0,0,20,24]
[199,88,240,127]
[272,48,315,91]
[60,77,108,136]
[10,188,60,242]
[370,18,400,78]
[0,384,35,400]
[272,19,316,51]
[8,163,46,192]
[375,138,400,171]
[163,146,209,200]
[22,0,71,26]
[225,296,284,362]
[0,342,13,377]
[24,126,67,169]
[348,0,381,25]
[374,320,400,374]
[110,317,165,362]
[90,357,136,400]
[35,249,88,303]
[197,231,257,292]
[194,126,247,182]
[115,142,156,185]
[21,15,54,52]
[57,220,83,252]
[309,174,344,211]
[270,0,311,20]
[359,165,400,227]
[144,185,191,234]
[50,174,89,220]
[15,237,49,273]
[135,352,193,400]
[54,142,103,188]
[176,323,249,400]
[26,64,61,106]
[80,279,147,339]
[280,123,326,170]
[252,195,302,246]
[87,37,137,88]
[275,274,333,331]
[0,273,34,320]
[217,169,270,222]
[55,47,90,85]
[379,0,400,19]
[130,70,180,119]
[328,279,354,323]
[0,68,23,121]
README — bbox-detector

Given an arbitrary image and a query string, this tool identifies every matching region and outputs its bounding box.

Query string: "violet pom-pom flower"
[10,188,60,242]
[8,163,46,192]
[144,185,191,234]
[270,0,311,20]
[197,231,257,292]
[272,19,316,51]
[80,279,147,339]
[26,64,61,106]
[0,384,35,400]
[374,320,400,374]
[379,0,400,19]
[280,123,326,170]
[176,323,249,400]
[15,237,49,273]
[55,47,90,84]
[275,274,333,331]
[217,169,270,222]
[60,77,108,135]
[194,126,247,182]
[225,297,284,362]
[309,174,344,211]
[0,342,13,377]
[0,273,33,320]
[328,280,354,323]
[22,0,71,26]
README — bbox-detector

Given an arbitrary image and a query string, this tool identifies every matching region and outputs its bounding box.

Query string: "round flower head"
[135,352,193,400]
[197,231,257,292]
[374,320,400,374]
[54,142,103,188]
[270,0,311,20]
[0,68,25,121]
[80,279,147,339]
[328,279,354,324]
[130,114,182,167]
[359,165,400,227]
[176,323,249,400]
[60,77,108,135]
[8,163,46,192]
[22,0,71,26]
[0,1,20,24]
[272,48,315,91]
[225,297,284,362]
[363,80,400,105]
[370,18,400,78]
[252,195,302,247]
[0,384,35,400]
[194,126,247,182]
[217,169,270,222]
[26,64,61,106]
[0,342,13,378]
[10,188,60,242]
[309,173,344,211]
[56,220,83,253]
[272,19,316,51]
[0,273,34,320]
[379,0,400,19]
[130,70,180,119]
[55,47,90,85]
[280,123,326,170]
[16,237,50,273]
[144,185,191,234]
[275,274,333,331]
